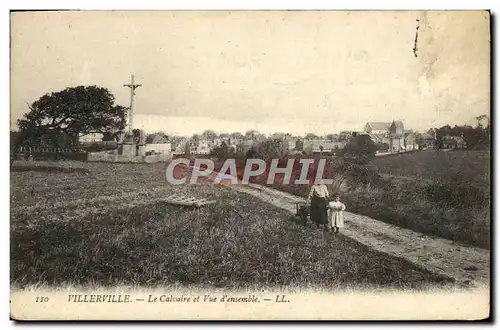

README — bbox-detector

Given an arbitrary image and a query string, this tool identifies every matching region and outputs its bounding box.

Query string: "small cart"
[295,201,310,225]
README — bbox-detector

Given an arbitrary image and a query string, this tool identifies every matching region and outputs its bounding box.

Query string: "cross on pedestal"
[123,74,142,133]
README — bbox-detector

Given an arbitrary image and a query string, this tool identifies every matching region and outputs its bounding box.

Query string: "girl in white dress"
[328,195,346,234]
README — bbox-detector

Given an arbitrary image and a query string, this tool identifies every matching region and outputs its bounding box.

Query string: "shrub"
[341,134,377,164]
[210,141,233,159]
[84,142,117,153]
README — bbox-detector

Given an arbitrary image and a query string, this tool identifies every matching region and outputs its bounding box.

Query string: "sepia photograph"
[9,9,491,321]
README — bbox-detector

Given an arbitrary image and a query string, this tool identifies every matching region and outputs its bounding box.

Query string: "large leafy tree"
[304,133,319,140]
[201,130,217,142]
[244,130,259,140]
[17,86,127,145]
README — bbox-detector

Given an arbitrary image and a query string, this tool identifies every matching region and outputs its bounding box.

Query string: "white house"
[145,143,172,154]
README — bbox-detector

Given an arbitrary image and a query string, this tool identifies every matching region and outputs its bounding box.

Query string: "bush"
[210,141,233,159]
[376,142,390,151]
[341,134,377,164]
[254,139,288,160]
[337,162,385,186]
[84,142,118,153]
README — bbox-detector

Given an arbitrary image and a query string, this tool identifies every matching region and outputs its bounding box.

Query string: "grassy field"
[371,150,490,189]
[10,161,453,290]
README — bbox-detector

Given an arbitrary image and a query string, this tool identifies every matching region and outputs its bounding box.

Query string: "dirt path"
[227,182,490,288]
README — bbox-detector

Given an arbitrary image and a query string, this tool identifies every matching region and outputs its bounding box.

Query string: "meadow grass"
[10,161,453,290]
[371,149,490,189]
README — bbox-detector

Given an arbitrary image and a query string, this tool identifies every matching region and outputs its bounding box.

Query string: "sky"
[10,10,490,136]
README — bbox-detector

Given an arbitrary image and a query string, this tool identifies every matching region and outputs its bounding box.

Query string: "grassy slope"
[371,150,490,189]
[11,161,452,290]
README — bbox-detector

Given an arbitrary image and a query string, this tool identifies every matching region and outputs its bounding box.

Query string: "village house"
[364,122,391,135]
[172,137,209,155]
[213,134,231,148]
[145,142,172,155]
[192,139,211,154]
[441,135,467,149]
[418,132,435,149]
[173,138,190,155]
[283,138,298,151]
[303,139,346,156]
[403,130,418,151]
[212,137,225,148]
[338,131,353,142]
[79,132,104,143]
[388,121,405,152]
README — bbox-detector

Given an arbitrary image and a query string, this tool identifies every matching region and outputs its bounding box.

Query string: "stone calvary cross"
[123,74,142,133]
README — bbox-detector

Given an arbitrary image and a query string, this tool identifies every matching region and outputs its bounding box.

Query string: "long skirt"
[310,196,328,225]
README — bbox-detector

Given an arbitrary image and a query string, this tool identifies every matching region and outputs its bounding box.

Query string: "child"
[328,195,346,234]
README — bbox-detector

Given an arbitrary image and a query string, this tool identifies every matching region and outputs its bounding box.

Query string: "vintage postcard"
[9,10,491,321]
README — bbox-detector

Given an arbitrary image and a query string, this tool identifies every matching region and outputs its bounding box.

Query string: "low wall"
[375,150,421,157]
[87,151,144,163]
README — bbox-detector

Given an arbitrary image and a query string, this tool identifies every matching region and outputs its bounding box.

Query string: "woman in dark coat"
[307,181,330,230]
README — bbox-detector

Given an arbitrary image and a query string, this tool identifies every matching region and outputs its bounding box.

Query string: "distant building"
[237,139,256,155]
[147,133,169,144]
[303,139,346,155]
[364,120,414,153]
[442,135,467,149]
[283,138,298,151]
[213,136,231,148]
[364,122,391,145]
[145,143,172,154]
[79,133,103,143]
